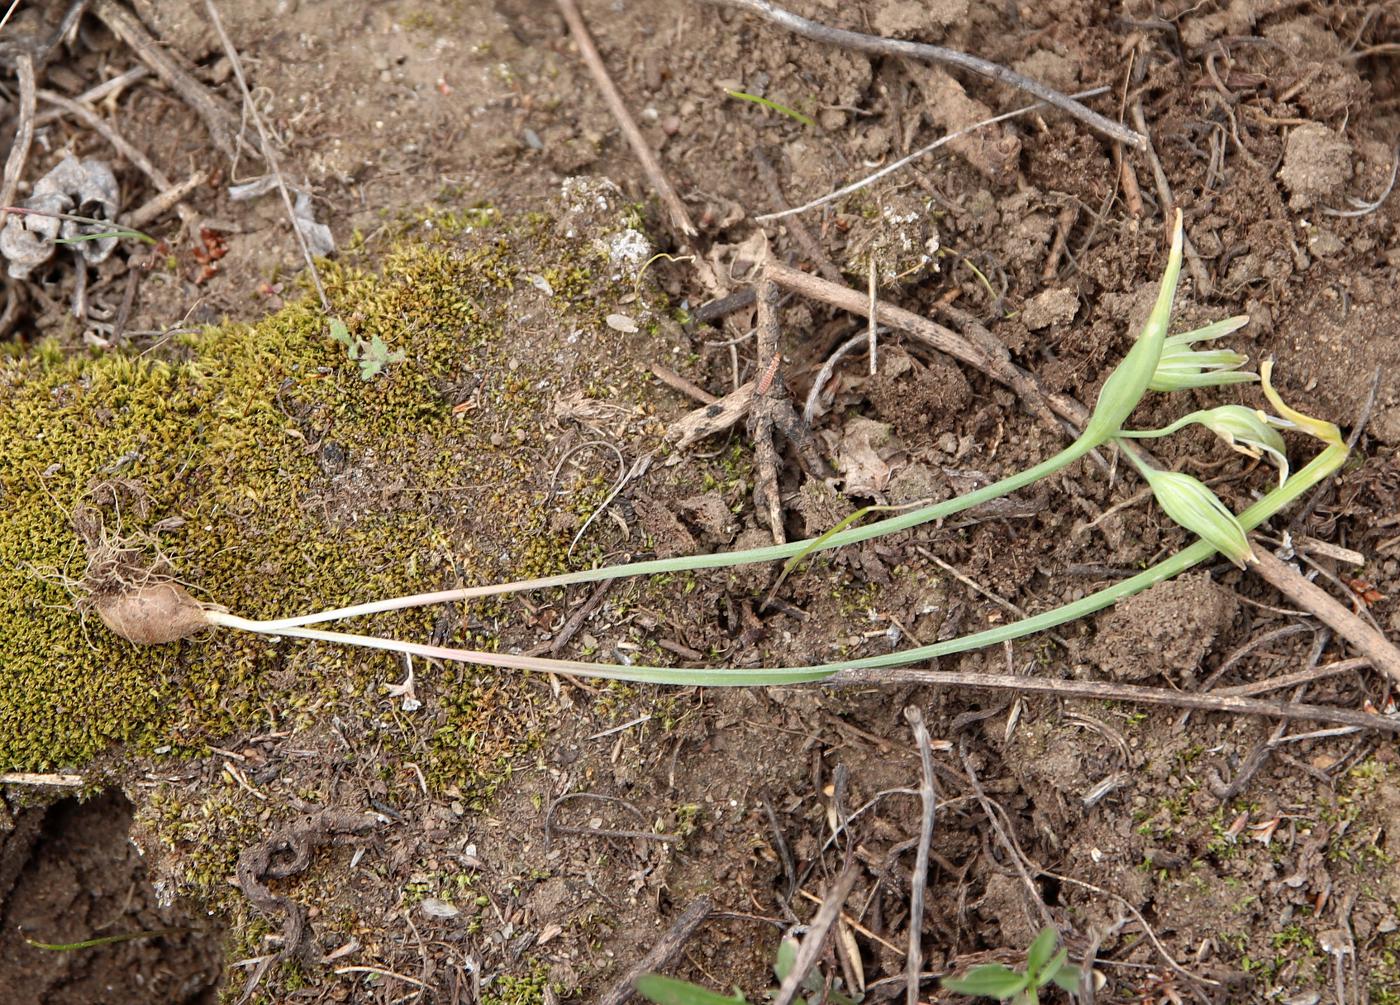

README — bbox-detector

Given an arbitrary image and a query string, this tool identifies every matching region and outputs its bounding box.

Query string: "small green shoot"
[634,975,748,1005]
[329,317,406,380]
[25,927,188,951]
[1,205,156,245]
[634,936,858,1005]
[942,927,1082,1004]
[723,89,815,127]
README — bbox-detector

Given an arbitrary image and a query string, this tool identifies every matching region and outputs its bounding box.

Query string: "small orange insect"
[755,352,782,395]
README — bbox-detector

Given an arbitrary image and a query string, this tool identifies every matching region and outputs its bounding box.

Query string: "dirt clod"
[1087,572,1239,684]
[1277,123,1354,209]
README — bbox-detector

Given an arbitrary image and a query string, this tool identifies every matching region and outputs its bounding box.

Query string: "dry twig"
[757,86,1109,222]
[93,0,239,159]
[0,53,37,231]
[773,867,859,1005]
[601,897,713,1005]
[705,0,1144,149]
[1249,547,1400,687]
[827,667,1399,733]
[1130,101,1211,295]
[765,261,1072,439]
[752,276,787,543]
[903,707,938,1005]
[555,0,696,239]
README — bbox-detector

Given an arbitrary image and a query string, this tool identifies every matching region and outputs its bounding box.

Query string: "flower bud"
[1084,211,1183,442]
[1196,405,1289,484]
[1149,315,1255,391]
[1142,468,1255,568]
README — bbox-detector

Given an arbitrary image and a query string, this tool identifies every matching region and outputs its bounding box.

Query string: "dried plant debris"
[0,156,121,278]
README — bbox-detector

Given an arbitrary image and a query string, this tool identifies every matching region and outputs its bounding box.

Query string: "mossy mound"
[0,195,661,785]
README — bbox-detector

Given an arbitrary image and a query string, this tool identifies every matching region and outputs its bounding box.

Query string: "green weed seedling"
[328,317,406,380]
[635,937,858,1005]
[97,212,1351,692]
[942,926,1083,1004]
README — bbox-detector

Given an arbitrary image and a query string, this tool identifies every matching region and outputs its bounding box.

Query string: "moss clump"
[0,203,656,780]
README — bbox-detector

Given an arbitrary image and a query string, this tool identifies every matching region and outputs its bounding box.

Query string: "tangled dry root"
[73,502,209,645]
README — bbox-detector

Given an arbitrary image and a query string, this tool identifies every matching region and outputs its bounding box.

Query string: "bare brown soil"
[3,1,1399,1003]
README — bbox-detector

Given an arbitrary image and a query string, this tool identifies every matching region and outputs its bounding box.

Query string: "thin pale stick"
[706,0,1143,148]
[773,867,858,1005]
[127,170,207,229]
[1214,657,1368,698]
[903,707,937,1005]
[757,87,1108,222]
[0,772,86,787]
[830,667,1395,733]
[34,66,150,128]
[958,741,1056,931]
[867,259,878,374]
[202,0,329,312]
[556,0,697,238]
[1130,101,1211,296]
[0,54,37,232]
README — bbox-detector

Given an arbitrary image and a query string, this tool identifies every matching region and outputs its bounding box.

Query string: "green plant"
[942,927,1082,1003]
[98,213,1351,692]
[328,317,406,380]
[1,205,156,245]
[635,937,857,1005]
[723,88,815,127]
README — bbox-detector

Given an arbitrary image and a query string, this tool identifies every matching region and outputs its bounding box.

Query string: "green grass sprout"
[1,205,156,245]
[24,928,188,952]
[723,88,815,127]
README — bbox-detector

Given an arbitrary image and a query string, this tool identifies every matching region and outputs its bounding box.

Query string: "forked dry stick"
[705,0,1145,149]
[93,0,239,159]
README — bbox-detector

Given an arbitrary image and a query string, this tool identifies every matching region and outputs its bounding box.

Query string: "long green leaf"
[635,974,748,1005]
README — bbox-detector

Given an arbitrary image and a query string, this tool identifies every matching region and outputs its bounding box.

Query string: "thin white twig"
[756,87,1108,222]
[904,707,937,1005]
[0,772,86,787]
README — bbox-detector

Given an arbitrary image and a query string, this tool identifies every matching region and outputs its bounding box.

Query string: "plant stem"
[218,438,1099,632]
[207,443,1346,685]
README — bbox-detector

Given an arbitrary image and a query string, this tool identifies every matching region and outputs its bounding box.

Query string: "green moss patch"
[0,205,654,781]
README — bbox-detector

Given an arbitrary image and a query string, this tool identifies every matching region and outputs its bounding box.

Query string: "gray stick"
[704,0,1145,149]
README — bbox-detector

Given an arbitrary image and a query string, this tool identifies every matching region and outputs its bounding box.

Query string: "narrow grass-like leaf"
[723,89,815,127]
[635,974,749,1005]
[207,423,1348,686]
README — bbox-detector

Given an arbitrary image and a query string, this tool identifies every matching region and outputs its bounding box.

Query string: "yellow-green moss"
[0,206,651,780]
